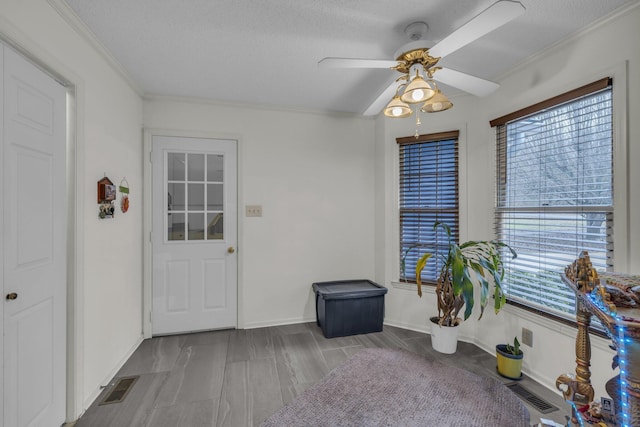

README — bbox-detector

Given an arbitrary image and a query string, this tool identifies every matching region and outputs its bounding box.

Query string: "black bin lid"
[312,280,388,300]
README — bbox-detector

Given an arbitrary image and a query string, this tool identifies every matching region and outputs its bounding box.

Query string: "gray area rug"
[261,348,530,427]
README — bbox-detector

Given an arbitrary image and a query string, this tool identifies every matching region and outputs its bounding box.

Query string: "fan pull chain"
[414,107,421,138]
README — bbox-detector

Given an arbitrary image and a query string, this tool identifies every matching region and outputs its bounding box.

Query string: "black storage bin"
[312,280,388,338]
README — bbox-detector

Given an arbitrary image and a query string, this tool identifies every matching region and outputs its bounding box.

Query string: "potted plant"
[415,222,516,353]
[496,337,524,380]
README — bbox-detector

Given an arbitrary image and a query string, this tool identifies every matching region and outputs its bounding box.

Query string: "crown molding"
[497,1,640,82]
[47,0,143,97]
[144,94,372,119]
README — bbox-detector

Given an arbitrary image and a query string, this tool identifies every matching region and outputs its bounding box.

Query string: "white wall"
[0,0,144,419]
[377,3,640,399]
[2,0,638,421]
[144,99,376,328]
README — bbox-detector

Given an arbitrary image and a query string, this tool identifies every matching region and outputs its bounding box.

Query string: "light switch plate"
[246,205,263,217]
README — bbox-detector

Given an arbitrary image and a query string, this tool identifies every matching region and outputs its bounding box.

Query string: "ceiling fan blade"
[318,57,398,69]
[363,80,398,116]
[430,0,525,58]
[434,68,499,97]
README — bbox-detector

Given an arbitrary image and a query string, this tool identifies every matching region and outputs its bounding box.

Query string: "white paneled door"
[1,45,67,426]
[152,136,237,335]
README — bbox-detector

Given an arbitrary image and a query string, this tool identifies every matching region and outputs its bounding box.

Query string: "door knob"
[227,247,235,254]
[6,292,18,301]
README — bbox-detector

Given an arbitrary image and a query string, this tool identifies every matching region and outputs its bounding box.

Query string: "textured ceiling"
[63,0,636,114]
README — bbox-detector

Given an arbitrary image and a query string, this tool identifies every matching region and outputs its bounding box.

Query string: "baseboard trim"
[383,318,476,345]
[80,335,145,418]
[390,321,563,397]
[383,319,428,334]
[243,316,316,330]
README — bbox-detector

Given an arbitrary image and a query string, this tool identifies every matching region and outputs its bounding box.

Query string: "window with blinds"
[491,78,613,320]
[398,131,459,283]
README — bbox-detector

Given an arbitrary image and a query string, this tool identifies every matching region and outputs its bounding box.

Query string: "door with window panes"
[151,135,237,335]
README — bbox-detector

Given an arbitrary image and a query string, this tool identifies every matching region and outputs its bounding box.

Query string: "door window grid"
[167,152,224,241]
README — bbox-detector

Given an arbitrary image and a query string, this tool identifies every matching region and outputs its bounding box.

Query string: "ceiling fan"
[318,0,526,117]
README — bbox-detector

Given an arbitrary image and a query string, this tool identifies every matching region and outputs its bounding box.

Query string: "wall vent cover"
[506,382,559,414]
[99,376,139,405]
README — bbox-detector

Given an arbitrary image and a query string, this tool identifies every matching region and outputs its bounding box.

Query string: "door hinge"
[149,311,152,322]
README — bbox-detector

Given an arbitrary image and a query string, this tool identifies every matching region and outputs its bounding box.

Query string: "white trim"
[142,128,243,337]
[243,317,317,330]
[143,131,153,338]
[389,283,612,352]
[383,319,428,334]
[66,79,86,425]
[387,307,609,400]
[0,18,86,423]
[496,1,640,83]
[469,338,567,398]
[0,39,4,427]
[610,61,630,272]
[390,280,420,292]
[143,94,371,119]
[46,0,142,98]
[383,319,475,344]
[80,335,144,415]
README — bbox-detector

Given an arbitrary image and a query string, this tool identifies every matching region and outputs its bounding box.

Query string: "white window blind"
[492,78,613,319]
[398,131,459,283]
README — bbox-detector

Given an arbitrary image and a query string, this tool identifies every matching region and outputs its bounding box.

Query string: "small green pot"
[496,344,523,380]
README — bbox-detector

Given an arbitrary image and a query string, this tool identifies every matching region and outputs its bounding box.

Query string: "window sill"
[390,281,435,294]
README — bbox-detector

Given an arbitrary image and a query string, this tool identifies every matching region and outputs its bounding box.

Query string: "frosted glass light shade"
[421,90,453,113]
[384,96,412,118]
[400,74,435,104]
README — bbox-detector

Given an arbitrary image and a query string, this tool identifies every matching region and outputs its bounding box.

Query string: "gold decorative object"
[564,251,599,292]
[556,251,640,426]
[392,48,441,74]
[383,48,452,137]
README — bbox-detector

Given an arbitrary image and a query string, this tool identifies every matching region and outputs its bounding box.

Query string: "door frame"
[0,24,84,423]
[143,129,243,338]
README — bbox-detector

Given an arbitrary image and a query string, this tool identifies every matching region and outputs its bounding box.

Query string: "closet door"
[1,44,67,427]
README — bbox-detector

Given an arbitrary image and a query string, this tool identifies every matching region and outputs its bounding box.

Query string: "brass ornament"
[392,48,441,75]
[558,251,640,426]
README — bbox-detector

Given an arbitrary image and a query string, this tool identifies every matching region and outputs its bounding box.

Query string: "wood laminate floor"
[74,323,570,426]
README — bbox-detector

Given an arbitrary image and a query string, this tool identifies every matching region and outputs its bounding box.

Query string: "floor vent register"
[99,376,139,405]
[506,382,559,414]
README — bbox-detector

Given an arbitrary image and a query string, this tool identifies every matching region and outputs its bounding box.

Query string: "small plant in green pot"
[415,222,516,354]
[496,337,524,380]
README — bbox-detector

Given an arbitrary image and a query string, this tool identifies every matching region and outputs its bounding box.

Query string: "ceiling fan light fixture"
[421,90,453,113]
[400,70,435,104]
[384,96,412,118]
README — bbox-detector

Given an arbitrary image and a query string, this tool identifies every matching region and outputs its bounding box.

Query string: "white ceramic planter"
[429,316,459,354]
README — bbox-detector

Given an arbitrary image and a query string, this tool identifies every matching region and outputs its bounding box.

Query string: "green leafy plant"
[505,337,522,356]
[401,243,428,282]
[416,222,517,327]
